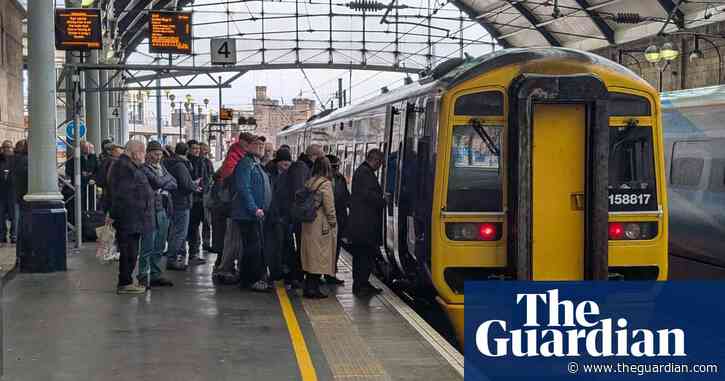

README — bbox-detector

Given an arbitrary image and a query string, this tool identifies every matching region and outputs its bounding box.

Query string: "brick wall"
[0,1,25,143]
[595,20,725,92]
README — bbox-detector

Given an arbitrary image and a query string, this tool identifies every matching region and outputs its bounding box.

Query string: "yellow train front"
[277,47,669,348]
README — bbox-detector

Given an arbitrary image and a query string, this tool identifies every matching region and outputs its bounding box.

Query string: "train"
[278,47,669,346]
[661,86,725,268]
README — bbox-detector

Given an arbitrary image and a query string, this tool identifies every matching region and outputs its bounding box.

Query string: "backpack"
[291,180,326,223]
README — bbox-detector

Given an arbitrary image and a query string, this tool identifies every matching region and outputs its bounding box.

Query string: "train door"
[396,99,423,279]
[383,103,404,272]
[531,104,585,279]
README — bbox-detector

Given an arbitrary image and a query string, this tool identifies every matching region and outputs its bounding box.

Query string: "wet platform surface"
[1,246,461,381]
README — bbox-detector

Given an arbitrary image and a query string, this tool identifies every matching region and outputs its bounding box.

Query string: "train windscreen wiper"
[471,119,500,157]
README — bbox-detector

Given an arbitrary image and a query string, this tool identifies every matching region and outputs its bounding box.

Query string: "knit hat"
[275,148,292,162]
[147,141,163,152]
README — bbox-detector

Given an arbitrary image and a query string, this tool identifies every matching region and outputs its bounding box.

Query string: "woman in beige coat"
[301,157,337,298]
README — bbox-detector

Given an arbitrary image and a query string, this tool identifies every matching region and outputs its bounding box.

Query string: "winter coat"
[287,154,313,213]
[142,162,177,213]
[0,154,14,198]
[65,153,99,188]
[217,142,245,181]
[97,156,118,211]
[264,163,292,223]
[231,153,269,221]
[300,176,337,276]
[165,155,198,210]
[347,161,385,246]
[189,155,211,202]
[331,172,350,236]
[12,154,27,205]
[108,154,155,234]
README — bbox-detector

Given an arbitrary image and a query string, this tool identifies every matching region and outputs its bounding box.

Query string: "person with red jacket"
[217,132,254,181]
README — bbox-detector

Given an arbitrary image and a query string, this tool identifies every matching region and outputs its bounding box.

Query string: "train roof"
[661,85,725,109]
[279,47,642,136]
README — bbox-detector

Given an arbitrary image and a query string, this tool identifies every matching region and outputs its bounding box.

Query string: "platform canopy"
[450,0,725,51]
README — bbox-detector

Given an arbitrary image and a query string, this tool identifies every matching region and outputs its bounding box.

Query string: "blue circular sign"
[66,121,86,139]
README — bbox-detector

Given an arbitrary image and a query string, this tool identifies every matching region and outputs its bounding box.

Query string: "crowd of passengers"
[95,133,387,298]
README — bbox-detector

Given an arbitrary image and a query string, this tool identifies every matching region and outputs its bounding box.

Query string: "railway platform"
[1,246,462,381]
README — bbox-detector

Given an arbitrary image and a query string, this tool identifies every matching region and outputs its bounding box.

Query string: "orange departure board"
[149,11,192,55]
[220,108,234,121]
[55,9,102,51]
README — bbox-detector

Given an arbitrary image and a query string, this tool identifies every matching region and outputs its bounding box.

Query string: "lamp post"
[644,41,680,92]
[689,34,723,85]
[184,94,196,141]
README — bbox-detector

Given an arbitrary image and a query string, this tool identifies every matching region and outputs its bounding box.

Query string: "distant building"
[253,86,314,147]
[1,1,26,142]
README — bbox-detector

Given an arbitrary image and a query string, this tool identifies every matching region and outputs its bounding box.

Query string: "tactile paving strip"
[302,293,391,381]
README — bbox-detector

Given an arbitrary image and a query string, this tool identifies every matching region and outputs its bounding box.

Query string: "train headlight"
[446,223,502,241]
[608,222,658,240]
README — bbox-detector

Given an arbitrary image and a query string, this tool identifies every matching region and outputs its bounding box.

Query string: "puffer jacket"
[217,142,246,181]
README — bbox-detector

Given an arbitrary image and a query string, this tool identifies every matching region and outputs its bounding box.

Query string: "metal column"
[22,0,68,272]
[85,50,101,149]
[99,69,109,140]
[120,87,129,144]
[156,78,163,142]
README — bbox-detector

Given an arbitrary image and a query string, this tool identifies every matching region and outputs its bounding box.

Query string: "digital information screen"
[55,8,102,51]
[149,11,192,55]
[220,108,234,121]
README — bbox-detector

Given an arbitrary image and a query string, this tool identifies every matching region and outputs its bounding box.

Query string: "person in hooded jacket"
[262,148,293,282]
[186,140,209,264]
[138,141,177,287]
[164,142,202,271]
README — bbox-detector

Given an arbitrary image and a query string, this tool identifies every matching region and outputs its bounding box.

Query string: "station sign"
[55,8,102,51]
[149,11,192,55]
[210,38,237,65]
[219,108,234,121]
[66,121,87,144]
[109,107,121,120]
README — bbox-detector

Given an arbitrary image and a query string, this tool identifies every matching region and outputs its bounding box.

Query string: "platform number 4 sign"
[211,39,237,65]
[109,107,121,120]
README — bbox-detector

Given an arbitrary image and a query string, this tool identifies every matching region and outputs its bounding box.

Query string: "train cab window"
[454,91,503,116]
[446,124,502,212]
[671,141,706,188]
[609,93,652,116]
[609,125,658,209]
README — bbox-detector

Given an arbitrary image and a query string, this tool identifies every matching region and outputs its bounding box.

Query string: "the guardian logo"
[475,289,686,358]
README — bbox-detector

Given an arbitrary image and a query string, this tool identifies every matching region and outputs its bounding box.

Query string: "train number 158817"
[608,193,651,206]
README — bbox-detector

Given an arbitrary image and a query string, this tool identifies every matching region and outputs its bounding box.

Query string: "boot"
[303,275,327,299]
[166,255,187,271]
[189,253,207,266]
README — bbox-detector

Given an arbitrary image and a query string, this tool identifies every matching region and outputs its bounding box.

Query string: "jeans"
[237,220,266,287]
[117,230,141,287]
[351,244,375,290]
[139,209,169,282]
[0,195,15,241]
[168,208,190,262]
[187,201,204,255]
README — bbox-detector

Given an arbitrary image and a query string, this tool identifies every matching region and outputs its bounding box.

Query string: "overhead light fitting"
[645,42,679,64]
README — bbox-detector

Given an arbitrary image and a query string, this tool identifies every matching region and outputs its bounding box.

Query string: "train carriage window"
[353,143,365,170]
[709,158,725,192]
[671,141,706,188]
[454,91,503,116]
[446,124,502,212]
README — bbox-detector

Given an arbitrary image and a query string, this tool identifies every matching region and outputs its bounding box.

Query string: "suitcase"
[82,184,105,242]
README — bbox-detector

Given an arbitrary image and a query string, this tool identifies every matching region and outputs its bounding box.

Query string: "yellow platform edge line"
[276,284,319,381]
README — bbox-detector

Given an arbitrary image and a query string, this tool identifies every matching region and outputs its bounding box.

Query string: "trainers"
[189,256,207,266]
[117,284,146,294]
[250,280,270,292]
[150,277,174,287]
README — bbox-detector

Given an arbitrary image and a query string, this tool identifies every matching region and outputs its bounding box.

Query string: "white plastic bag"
[95,223,119,262]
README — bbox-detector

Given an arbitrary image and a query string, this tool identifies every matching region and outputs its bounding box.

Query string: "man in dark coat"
[285,144,323,287]
[263,148,293,282]
[0,140,15,243]
[348,148,386,296]
[165,143,201,270]
[186,140,209,264]
[66,141,100,223]
[199,142,215,252]
[96,143,124,213]
[108,140,155,294]
[12,140,27,250]
[324,154,350,285]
